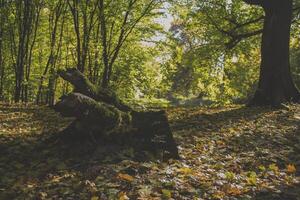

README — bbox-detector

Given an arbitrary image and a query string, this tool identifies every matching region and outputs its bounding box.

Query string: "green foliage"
[0,0,164,103]
[0,0,299,105]
[159,0,264,103]
[290,32,300,88]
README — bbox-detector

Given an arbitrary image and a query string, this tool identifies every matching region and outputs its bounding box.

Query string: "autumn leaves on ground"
[0,103,299,200]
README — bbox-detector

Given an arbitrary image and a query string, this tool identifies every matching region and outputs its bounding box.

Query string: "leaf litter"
[0,103,299,199]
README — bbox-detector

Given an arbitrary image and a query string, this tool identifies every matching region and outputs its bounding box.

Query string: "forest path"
[0,103,299,199]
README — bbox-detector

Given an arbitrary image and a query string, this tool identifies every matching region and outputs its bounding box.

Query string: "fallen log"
[54,93,132,135]
[57,68,131,112]
[54,68,179,159]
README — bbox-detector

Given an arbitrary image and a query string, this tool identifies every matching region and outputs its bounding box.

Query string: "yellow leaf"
[91,196,99,200]
[117,173,135,182]
[269,164,279,173]
[258,165,266,171]
[178,167,193,175]
[162,189,172,199]
[287,164,296,174]
[212,191,225,199]
[228,128,235,134]
[216,140,226,147]
[246,172,257,186]
[119,192,129,200]
[226,187,242,196]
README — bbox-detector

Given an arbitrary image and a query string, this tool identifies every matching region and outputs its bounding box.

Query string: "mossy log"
[54,68,179,159]
[54,93,132,134]
[57,68,131,112]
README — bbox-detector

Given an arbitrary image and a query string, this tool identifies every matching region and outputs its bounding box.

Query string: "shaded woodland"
[0,0,300,199]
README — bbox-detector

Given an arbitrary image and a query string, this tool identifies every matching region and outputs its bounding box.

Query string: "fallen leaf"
[226,186,242,196]
[117,173,135,182]
[178,167,193,175]
[119,192,130,200]
[287,164,296,174]
[162,189,172,199]
[269,164,279,173]
[91,196,99,200]
[246,172,257,186]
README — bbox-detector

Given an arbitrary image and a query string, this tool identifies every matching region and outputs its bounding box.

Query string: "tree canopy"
[1,1,300,199]
[0,0,300,104]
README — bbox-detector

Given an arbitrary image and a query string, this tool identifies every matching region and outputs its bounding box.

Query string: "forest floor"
[0,103,299,200]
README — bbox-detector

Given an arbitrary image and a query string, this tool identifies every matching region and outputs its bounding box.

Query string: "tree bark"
[55,68,179,159]
[246,0,300,106]
[68,0,96,73]
[0,14,4,100]
[13,0,39,102]
[36,1,65,104]
[57,68,131,112]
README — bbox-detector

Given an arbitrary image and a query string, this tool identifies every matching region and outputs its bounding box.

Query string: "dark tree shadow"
[170,106,273,136]
[232,112,300,200]
[253,183,300,200]
[0,103,178,199]
[169,105,300,200]
[1,104,299,199]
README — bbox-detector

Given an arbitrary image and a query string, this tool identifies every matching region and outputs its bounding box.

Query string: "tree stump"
[54,68,179,160]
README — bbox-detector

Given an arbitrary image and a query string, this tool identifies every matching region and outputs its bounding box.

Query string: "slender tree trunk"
[14,0,35,102]
[36,2,65,104]
[47,19,64,106]
[99,0,110,88]
[15,3,27,102]
[0,43,4,101]
[0,0,4,100]
[249,0,300,106]
[24,5,40,102]
[0,17,3,100]
[92,22,101,84]
[0,65,4,100]
[36,47,45,103]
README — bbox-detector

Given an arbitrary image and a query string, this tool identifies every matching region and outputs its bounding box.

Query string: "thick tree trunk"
[54,68,179,159]
[249,0,300,106]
